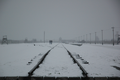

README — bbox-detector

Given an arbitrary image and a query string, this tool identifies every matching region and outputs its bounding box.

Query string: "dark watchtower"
[1,35,8,44]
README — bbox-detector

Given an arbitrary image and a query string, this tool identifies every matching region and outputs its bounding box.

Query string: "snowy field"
[64,43,120,77]
[0,43,120,77]
[0,43,57,76]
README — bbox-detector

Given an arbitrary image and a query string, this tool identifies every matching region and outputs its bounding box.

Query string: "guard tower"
[1,35,8,44]
[117,35,120,44]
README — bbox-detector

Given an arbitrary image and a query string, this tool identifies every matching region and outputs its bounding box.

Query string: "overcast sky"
[0,0,120,41]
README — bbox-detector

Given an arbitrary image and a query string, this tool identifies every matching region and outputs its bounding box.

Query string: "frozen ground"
[0,43,120,77]
[64,43,120,77]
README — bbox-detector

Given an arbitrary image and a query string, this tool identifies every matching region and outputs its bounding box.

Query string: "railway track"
[62,45,88,77]
[1,44,120,80]
[27,44,88,80]
[28,44,58,76]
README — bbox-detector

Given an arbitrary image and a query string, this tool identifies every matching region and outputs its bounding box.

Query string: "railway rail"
[1,44,120,80]
[28,44,58,76]
[27,44,88,80]
[62,45,88,77]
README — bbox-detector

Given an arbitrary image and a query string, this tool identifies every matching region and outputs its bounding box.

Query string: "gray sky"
[0,0,120,41]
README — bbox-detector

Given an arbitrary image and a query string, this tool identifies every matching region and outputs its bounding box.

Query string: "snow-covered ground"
[0,43,56,76]
[0,43,120,77]
[63,43,120,77]
[89,44,120,50]
[33,44,82,77]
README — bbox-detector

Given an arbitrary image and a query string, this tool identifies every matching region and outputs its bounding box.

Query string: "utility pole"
[83,35,84,41]
[95,32,96,44]
[80,36,81,42]
[80,36,82,42]
[79,36,80,42]
[101,30,103,45]
[112,27,114,46]
[83,35,85,43]
[81,36,82,42]
[90,33,91,44]
[86,34,87,43]
[44,31,45,43]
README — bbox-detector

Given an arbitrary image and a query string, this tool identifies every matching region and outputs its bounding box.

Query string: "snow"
[0,43,56,76]
[63,43,120,77]
[33,44,82,77]
[89,44,120,50]
[0,43,120,77]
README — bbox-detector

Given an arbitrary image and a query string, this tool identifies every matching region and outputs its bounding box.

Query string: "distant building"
[1,35,8,44]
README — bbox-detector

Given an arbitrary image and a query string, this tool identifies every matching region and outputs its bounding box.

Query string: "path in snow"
[33,44,82,77]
